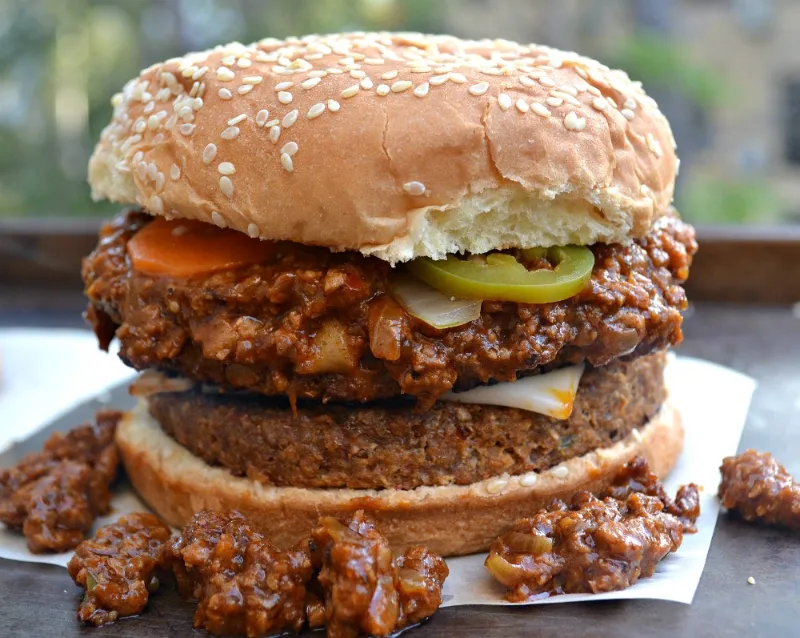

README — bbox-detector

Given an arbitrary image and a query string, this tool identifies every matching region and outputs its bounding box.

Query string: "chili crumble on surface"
[0,410,121,553]
[83,210,696,408]
[719,449,800,529]
[68,512,172,626]
[485,457,700,601]
[70,508,449,636]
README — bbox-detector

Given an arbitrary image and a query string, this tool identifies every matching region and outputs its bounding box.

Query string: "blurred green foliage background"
[0,0,796,224]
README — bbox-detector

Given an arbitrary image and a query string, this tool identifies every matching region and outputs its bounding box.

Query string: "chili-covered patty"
[147,352,666,490]
[83,210,695,408]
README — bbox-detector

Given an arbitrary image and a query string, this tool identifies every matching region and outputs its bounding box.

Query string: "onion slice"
[391,273,482,329]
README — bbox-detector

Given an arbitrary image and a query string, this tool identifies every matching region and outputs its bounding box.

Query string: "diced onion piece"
[391,274,481,329]
[442,363,585,419]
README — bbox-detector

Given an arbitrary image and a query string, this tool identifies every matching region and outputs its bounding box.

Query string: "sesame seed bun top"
[88,32,678,264]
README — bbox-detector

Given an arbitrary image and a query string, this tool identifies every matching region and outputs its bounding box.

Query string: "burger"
[82,33,697,556]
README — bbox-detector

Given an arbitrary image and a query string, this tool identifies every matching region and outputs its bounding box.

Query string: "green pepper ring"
[406,246,595,304]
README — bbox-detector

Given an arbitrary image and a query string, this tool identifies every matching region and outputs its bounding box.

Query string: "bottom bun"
[117,398,683,557]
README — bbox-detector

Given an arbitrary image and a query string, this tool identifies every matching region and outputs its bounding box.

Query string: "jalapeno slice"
[406,246,594,303]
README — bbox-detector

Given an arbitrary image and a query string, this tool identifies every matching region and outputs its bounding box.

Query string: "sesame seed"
[382,70,399,80]
[228,113,247,126]
[364,57,384,65]
[147,115,160,130]
[264,119,279,127]
[155,172,165,192]
[192,97,204,111]
[587,85,602,97]
[326,67,344,74]
[278,91,293,104]
[307,103,326,119]
[146,162,158,181]
[247,223,260,238]
[221,126,240,140]
[219,176,234,198]
[211,211,226,227]
[282,109,299,128]
[111,93,123,107]
[301,77,321,89]
[136,162,147,181]
[217,67,235,81]
[448,72,467,84]
[149,195,164,215]
[647,133,663,157]
[202,143,218,164]
[403,181,426,196]
[607,97,618,109]
[621,108,635,120]
[133,151,144,164]
[275,81,294,91]
[218,162,236,175]
[281,141,298,156]
[531,102,551,117]
[632,428,643,443]
[376,84,390,96]
[242,76,263,86]
[192,66,208,80]
[236,57,252,68]
[539,76,556,87]
[221,55,236,66]
[573,78,589,93]
[414,82,430,98]
[256,109,269,127]
[624,97,638,110]
[480,67,502,76]
[391,80,412,93]
[281,153,294,172]
[592,97,608,111]
[469,82,489,96]
[515,98,529,113]
[546,96,563,107]
[143,101,155,114]
[307,70,327,78]
[519,473,538,487]
[552,466,569,479]
[341,84,360,98]
[170,164,181,180]
[747,577,756,585]
[134,119,146,134]
[519,75,536,88]
[429,74,448,86]
[327,99,340,112]
[559,84,578,97]
[238,84,254,95]
[177,105,193,120]
[218,88,233,100]
[564,111,587,131]
[498,93,512,110]
[269,125,281,143]
[551,90,580,106]
[360,77,374,90]
[410,66,432,73]
[486,478,507,495]
[575,66,588,79]
[349,69,366,79]
[179,123,195,136]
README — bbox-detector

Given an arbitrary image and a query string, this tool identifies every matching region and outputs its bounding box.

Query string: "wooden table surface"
[1,300,798,638]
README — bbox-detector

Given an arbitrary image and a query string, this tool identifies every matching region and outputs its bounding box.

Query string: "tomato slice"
[128,217,276,277]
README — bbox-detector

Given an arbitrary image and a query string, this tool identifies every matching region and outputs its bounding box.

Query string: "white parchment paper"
[0,332,756,607]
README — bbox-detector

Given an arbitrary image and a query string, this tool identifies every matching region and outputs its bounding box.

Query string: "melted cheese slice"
[442,363,585,419]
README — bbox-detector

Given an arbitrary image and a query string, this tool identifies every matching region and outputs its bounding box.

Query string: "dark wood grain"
[0,303,798,638]
[3,219,800,302]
